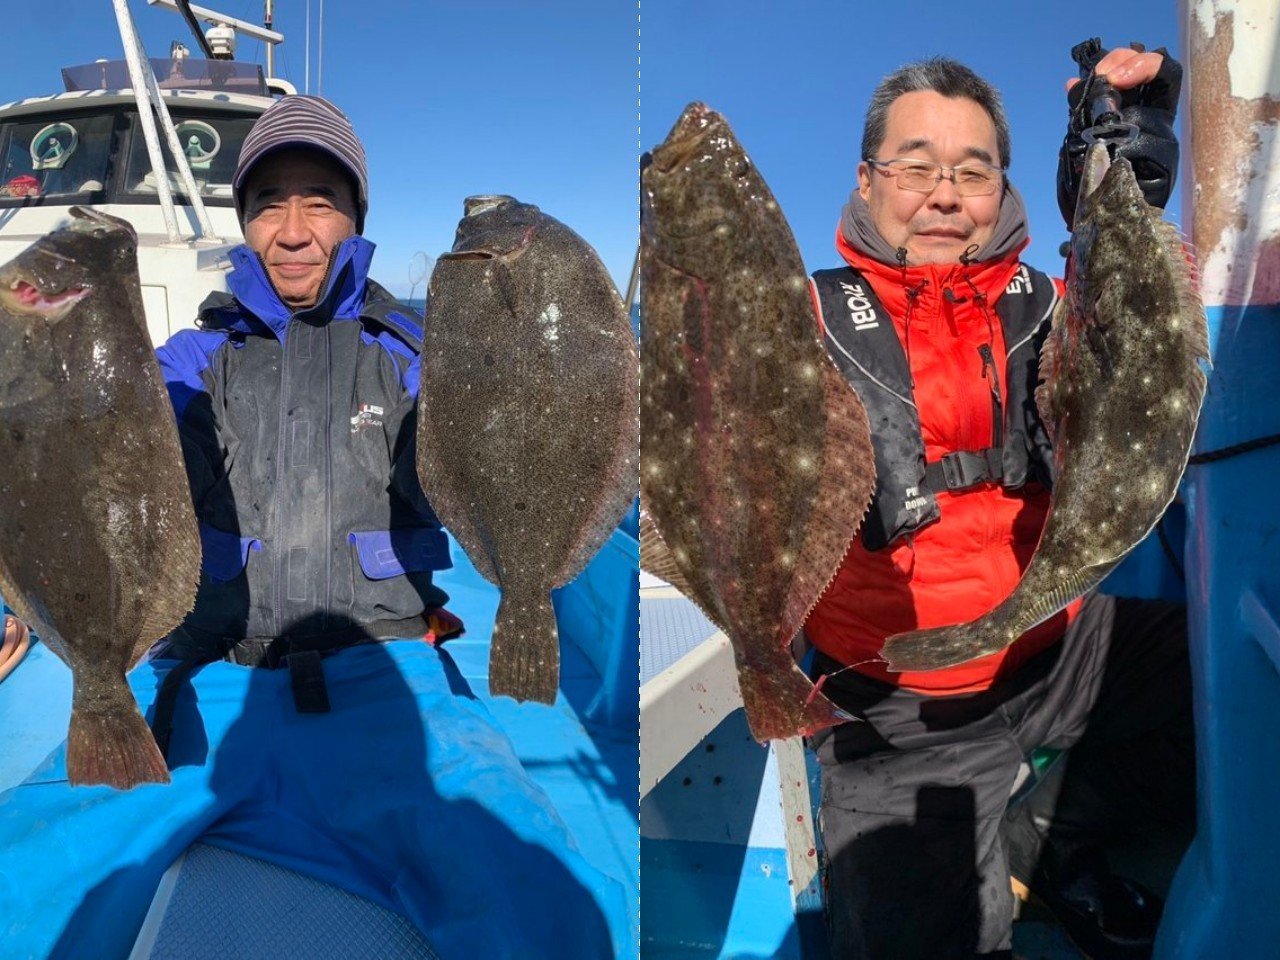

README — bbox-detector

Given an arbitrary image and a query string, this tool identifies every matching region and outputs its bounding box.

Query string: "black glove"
[1057,38,1182,228]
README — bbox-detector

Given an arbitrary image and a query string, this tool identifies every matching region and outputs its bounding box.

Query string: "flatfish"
[641,103,876,741]
[0,207,201,788]
[882,144,1208,671]
[416,196,638,703]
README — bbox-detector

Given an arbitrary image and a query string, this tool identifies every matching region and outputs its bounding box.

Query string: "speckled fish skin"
[882,145,1209,672]
[416,196,639,704]
[641,103,876,742]
[0,207,200,788]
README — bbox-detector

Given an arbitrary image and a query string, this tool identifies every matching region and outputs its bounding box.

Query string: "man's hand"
[0,614,31,682]
[1057,38,1183,229]
[1068,47,1165,94]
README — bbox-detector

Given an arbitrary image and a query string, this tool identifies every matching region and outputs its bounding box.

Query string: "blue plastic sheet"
[0,642,625,959]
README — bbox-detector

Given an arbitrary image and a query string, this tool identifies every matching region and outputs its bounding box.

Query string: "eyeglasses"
[864,157,1004,197]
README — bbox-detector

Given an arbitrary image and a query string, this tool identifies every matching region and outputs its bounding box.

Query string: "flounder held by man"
[0,207,201,788]
[641,103,876,742]
[416,196,639,704]
[881,143,1209,672]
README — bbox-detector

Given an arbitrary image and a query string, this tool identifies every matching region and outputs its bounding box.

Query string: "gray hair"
[861,57,1012,168]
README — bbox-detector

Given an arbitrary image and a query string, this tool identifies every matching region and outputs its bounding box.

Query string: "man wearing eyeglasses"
[805,42,1191,960]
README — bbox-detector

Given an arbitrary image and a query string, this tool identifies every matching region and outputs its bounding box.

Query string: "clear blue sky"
[1,0,637,297]
[641,0,1183,277]
[1,3,1187,295]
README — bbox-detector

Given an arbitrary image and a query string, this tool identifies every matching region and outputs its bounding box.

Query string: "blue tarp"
[0,532,638,959]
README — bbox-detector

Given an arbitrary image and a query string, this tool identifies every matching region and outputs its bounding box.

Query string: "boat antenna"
[317,0,325,95]
[173,0,216,59]
[263,0,275,78]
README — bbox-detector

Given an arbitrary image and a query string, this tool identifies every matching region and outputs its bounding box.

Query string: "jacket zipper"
[255,244,342,638]
[977,343,1004,448]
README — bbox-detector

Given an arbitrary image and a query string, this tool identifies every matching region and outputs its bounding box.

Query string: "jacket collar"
[835,227,1028,325]
[223,235,377,340]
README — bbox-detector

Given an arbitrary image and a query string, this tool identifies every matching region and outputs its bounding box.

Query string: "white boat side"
[0,86,272,345]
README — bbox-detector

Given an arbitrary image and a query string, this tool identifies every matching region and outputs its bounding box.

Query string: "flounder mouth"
[463,195,518,218]
[650,102,726,174]
[441,224,536,262]
[68,204,138,242]
[1080,142,1114,200]
[0,274,92,317]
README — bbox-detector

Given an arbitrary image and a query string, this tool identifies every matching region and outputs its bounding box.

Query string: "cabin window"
[123,112,254,205]
[0,114,113,202]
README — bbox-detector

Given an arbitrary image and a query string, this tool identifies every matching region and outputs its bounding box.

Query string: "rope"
[1155,517,1186,582]
[1188,432,1280,465]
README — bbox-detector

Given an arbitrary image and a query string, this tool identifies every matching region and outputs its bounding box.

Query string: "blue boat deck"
[0,528,639,958]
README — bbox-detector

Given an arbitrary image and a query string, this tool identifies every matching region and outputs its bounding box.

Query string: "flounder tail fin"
[737,655,850,743]
[67,678,170,789]
[880,618,1009,673]
[488,587,559,704]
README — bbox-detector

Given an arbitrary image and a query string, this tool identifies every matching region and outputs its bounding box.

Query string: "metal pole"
[317,0,324,95]
[113,0,181,242]
[264,0,274,77]
[624,244,641,313]
[173,0,216,59]
[142,64,221,241]
[1157,1,1280,957]
[305,0,310,93]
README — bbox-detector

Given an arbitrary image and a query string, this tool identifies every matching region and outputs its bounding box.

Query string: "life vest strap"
[923,447,1005,493]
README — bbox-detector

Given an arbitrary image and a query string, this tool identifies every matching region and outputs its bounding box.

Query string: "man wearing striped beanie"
[155,93,462,700]
[233,93,369,307]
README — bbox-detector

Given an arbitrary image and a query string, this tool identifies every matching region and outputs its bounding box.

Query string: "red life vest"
[805,232,1083,695]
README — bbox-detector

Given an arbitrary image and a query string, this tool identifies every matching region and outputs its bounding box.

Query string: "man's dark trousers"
[810,593,1195,959]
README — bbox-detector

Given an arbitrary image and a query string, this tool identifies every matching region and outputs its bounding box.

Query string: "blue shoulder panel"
[382,309,424,345]
[156,329,231,421]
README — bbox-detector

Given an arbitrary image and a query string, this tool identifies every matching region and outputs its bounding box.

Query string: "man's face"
[858,90,1003,266]
[242,148,358,309]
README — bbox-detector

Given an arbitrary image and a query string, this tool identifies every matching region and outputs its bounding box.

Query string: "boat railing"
[111,0,220,243]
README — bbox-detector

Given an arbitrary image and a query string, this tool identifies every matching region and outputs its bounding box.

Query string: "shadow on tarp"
[0,616,618,960]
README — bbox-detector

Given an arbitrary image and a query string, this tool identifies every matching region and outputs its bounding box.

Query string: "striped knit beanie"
[234,95,369,233]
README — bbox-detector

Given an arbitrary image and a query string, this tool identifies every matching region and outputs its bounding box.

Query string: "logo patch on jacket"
[838,280,880,331]
[350,403,384,433]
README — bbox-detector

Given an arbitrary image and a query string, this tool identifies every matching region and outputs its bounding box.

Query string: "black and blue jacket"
[157,236,451,658]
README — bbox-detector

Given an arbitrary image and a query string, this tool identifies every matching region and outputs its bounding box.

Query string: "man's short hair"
[861,57,1012,169]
